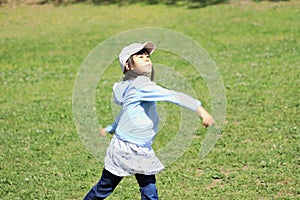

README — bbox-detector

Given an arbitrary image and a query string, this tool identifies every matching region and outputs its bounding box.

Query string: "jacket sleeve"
[134,76,201,112]
[104,113,121,134]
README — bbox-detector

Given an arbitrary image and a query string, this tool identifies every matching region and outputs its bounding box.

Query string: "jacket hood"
[112,80,132,105]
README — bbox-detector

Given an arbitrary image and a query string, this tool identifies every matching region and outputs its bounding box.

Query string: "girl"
[84,41,214,200]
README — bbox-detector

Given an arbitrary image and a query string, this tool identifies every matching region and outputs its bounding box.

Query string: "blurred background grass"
[0,0,299,199]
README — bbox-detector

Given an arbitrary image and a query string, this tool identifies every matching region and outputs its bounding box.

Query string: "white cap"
[119,41,156,73]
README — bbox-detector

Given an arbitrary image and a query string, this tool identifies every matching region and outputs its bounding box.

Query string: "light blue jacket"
[105,76,201,148]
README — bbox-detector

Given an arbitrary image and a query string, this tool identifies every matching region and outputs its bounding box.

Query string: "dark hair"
[134,48,150,56]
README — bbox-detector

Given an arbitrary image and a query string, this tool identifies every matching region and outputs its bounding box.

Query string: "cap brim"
[143,41,156,55]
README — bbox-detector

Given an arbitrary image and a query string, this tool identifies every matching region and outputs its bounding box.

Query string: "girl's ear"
[124,63,131,72]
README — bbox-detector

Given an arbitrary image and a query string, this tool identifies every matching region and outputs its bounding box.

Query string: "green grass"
[1,1,299,199]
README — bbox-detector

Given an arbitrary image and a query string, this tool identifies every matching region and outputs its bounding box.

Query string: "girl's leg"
[135,174,158,200]
[84,168,123,200]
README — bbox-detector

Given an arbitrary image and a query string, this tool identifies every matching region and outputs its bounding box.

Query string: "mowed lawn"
[0,1,299,199]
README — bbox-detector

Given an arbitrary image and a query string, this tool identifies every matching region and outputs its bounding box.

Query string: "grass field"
[1,1,299,199]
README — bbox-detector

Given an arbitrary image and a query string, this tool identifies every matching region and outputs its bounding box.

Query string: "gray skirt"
[104,135,165,176]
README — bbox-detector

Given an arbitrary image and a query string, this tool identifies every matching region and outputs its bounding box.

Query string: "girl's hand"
[100,128,107,137]
[197,106,215,127]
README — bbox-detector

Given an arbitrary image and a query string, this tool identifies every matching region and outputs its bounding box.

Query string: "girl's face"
[129,51,152,74]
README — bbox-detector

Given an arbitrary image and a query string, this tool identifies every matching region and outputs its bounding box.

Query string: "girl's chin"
[142,66,152,73]
[144,69,152,74]
[133,65,152,74]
